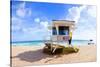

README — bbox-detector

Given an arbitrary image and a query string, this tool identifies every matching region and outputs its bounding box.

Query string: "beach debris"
[88,39,94,45]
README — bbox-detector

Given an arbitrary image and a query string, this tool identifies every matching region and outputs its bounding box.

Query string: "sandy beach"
[11,45,96,67]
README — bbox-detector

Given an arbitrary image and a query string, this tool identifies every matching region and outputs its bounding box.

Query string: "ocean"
[11,40,93,46]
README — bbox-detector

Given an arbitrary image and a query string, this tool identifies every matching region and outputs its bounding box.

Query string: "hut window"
[52,27,57,35]
[59,26,69,35]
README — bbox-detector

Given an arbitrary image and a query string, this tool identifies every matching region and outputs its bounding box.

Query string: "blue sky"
[11,1,96,42]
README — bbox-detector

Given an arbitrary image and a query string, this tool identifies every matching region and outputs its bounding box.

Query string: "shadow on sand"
[11,48,76,63]
[12,49,56,63]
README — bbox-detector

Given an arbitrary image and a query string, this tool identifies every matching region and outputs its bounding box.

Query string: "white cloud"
[40,21,49,28]
[12,15,49,36]
[12,2,50,41]
[66,5,96,23]
[22,27,40,34]
[73,30,96,40]
[66,6,86,23]
[87,6,96,18]
[12,17,22,24]
[67,5,96,40]
[16,2,32,18]
[34,18,40,22]
[11,17,22,31]
[28,9,32,16]
[20,22,50,40]
[20,19,49,34]
[24,20,50,40]
[34,17,49,30]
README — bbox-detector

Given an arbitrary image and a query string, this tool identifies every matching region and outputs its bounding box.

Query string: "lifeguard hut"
[43,20,78,55]
[51,20,75,43]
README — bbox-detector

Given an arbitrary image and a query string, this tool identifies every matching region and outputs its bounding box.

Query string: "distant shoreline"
[11,39,96,46]
[11,40,89,43]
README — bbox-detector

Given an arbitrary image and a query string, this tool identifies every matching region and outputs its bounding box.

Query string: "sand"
[11,45,96,67]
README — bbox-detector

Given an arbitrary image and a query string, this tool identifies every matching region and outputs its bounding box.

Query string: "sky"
[11,1,96,42]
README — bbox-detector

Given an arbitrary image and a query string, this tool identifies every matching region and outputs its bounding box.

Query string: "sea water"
[11,40,92,46]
